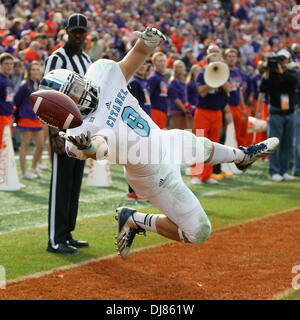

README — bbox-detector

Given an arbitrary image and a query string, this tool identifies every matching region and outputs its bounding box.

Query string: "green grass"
[1,154,300,302]
[282,290,300,300]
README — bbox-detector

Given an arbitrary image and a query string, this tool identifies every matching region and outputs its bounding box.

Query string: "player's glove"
[133,27,166,48]
[59,131,92,150]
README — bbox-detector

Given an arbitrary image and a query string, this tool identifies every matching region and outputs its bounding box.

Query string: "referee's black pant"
[48,152,85,246]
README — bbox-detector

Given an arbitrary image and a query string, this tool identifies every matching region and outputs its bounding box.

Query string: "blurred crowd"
[1,0,300,71]
[1,0,300,183]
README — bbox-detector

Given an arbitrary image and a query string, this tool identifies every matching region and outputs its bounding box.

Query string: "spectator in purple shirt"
[224,48,248,147]
[4,36,16,57]
[13,61,44,180]
[8,18,23,40]
[0,53,14,151]
[9,58,25,94]
[147,51,168,129]
[186,64,202,129]
[113,10,126,29]
[191,52,231,185]
[167,59,188,130]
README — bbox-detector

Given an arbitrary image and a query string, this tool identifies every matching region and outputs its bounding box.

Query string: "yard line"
[0,193,137,216]
[14,154,49,160]
[200,181,273,197]
[0,206,48,216]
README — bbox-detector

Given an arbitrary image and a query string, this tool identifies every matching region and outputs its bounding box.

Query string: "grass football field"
[1,151,300,299]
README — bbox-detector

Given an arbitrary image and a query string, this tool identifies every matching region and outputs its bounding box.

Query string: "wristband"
[81,141,98,156]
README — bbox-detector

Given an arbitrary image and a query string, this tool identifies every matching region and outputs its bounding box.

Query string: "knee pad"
[195,218,212,244]
[180,208,212,244]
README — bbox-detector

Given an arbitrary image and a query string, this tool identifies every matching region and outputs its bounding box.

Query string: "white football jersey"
[66,59,164,175]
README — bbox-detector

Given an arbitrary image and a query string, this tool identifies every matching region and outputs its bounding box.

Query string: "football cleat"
[236,137,279,171]
[115,207,146,260]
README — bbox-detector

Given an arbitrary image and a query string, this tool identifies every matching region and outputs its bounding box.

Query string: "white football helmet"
[39,69,99,118]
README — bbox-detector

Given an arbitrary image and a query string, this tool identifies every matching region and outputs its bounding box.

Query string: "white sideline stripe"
[15,154,49,160]
[200,180,273,197]
[0,212,111,235]
[49,153,58,248]
[0,206,47,216]
[0,192,142,217]
[4,207,300,287]
[33,97,43,113]
[6,243,167,286]
[63,114,74,130]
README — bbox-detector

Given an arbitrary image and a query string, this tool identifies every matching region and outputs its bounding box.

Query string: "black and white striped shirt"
[44,43,92,76]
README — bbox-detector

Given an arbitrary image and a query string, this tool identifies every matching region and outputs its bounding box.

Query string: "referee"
[44,13,93,254]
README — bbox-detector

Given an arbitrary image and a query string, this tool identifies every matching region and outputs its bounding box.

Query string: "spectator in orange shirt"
[45,11,58,36]
[166,47,180,69]
[170,27,186,53]
[23,41,44,64]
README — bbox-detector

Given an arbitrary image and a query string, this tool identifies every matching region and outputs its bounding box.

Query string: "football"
[30,90,83,129]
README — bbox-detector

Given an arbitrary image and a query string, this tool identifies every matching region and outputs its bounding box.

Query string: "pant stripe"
[50,153,58,247]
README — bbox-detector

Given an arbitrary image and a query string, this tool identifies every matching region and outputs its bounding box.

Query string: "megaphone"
[204,61,230,88]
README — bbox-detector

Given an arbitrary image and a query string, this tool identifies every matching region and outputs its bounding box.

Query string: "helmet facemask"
[40,70,99,118]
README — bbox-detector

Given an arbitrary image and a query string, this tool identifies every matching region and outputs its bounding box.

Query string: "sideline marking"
[5,243,168,286]
[4,207,300,287]
[212,206,300,233]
